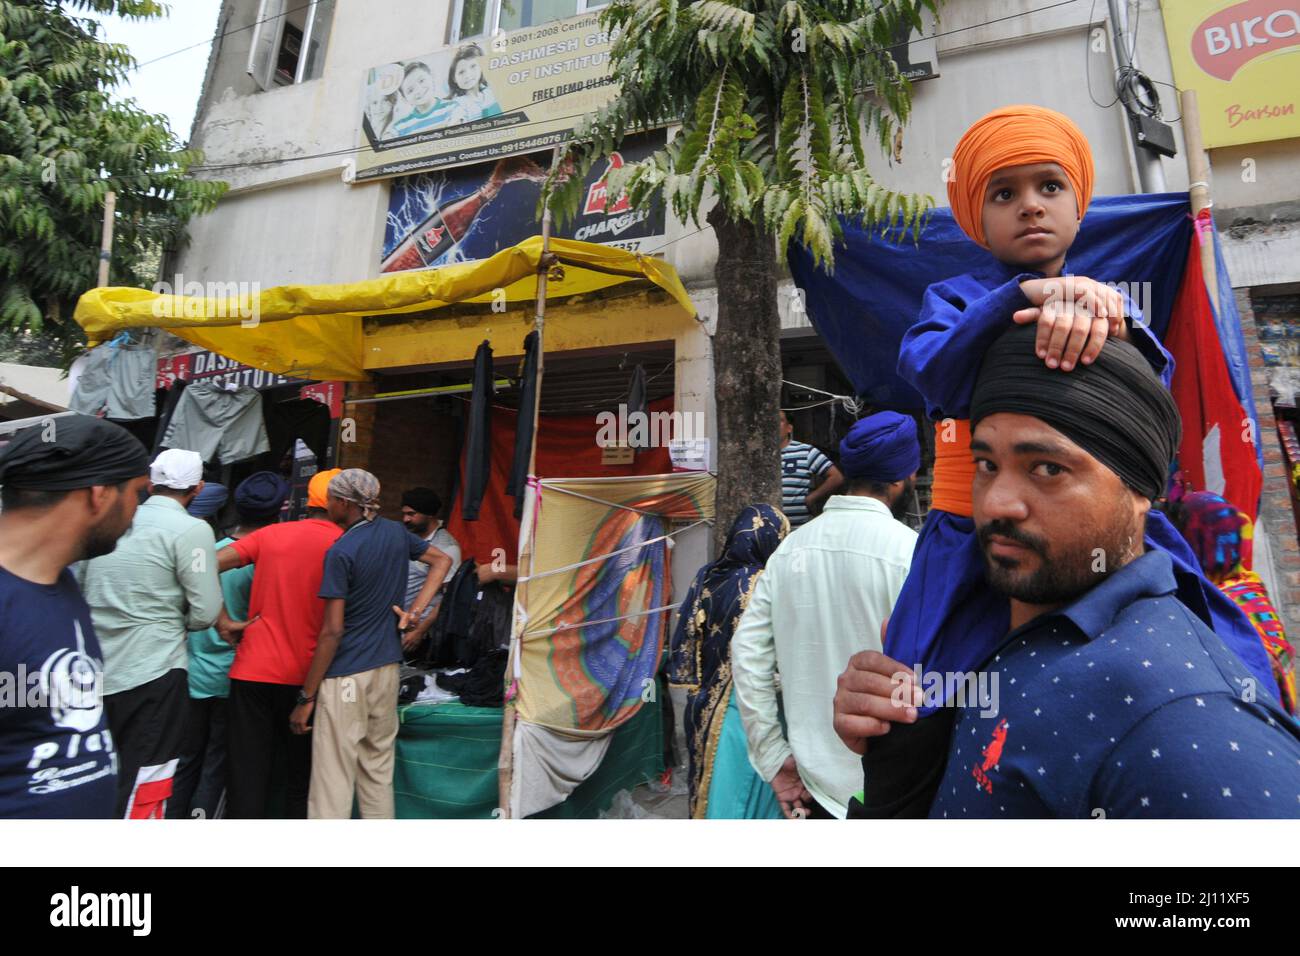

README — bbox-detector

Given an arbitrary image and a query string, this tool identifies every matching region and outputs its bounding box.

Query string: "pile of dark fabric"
[415,559,513,670]
[435,648,508,708]
[404,558,513,710]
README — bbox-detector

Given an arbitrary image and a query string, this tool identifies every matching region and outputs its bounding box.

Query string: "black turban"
[0,414,150,491]
[970,324,1181,500]
[402,487,442,516]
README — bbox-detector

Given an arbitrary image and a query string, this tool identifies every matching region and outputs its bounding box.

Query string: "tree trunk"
[707,204,784,553]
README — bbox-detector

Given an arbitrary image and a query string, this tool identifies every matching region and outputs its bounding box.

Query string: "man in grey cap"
[79,447,224,818]
[0,415,150,818]
[290,468,453,819]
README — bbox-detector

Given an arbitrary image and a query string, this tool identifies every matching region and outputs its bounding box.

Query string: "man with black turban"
[0,415,151,818]
[926,326,1300,817]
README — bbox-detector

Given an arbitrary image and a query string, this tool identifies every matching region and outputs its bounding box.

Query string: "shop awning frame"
[73,237,697,383]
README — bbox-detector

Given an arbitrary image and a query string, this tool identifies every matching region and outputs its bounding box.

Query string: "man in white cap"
[79,448,223,818]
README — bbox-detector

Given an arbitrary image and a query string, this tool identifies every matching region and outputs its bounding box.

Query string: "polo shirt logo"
[972,718,1009,794]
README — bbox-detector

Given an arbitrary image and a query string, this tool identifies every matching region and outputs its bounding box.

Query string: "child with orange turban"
[877,105,1279,734]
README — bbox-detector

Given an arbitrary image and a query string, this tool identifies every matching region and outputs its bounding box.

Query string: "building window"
[247,0,336,90]
[452,0,608,42]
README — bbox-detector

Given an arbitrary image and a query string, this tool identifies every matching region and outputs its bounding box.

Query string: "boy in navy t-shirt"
[0,416,150,818]
[289,469,453,818]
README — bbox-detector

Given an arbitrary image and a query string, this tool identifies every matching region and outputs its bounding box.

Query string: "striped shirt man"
[781,439,832,527]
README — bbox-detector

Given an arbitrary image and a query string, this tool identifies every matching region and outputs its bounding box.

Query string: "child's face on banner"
[980,162,1080,272]
[453,58,481,93]
[402,66,436,110]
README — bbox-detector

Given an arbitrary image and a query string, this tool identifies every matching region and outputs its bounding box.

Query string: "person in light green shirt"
[79,448,223,818]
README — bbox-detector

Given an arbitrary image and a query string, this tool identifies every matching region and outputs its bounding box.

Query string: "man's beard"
[405,517,430,535]
[890,478,915,521]
[976,499,1142,606]
[78,498,133,561]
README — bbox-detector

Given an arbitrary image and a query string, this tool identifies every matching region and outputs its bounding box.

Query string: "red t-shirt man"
[215,469,343,818]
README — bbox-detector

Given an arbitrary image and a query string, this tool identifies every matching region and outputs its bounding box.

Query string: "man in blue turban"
[837,411,921,520]
[731,410,921,818]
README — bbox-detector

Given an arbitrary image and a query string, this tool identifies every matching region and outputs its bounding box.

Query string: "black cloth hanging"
[506,330,539,519]
[151,379,188,456]
[461,340,493,521]
[419,558,479,669]
[627,363,647,418]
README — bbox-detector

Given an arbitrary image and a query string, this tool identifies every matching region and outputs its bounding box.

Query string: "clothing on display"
[69,340,157,421]
[507,331,538,518]
[461,340,493,520]
[161,379,270,464]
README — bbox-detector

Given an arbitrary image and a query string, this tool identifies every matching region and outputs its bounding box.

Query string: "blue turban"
[839,411,920,482]
[187,482,228,518]
[234,470,290,519]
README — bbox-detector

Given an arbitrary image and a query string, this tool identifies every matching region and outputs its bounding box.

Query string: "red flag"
[1166,224,1262,524]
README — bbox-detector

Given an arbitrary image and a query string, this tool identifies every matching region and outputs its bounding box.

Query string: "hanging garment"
[152,379,189,455]
[263,396,330,468]
[461,340,493,520]
[161,380,270,464]
[420,558,480,669]
[627,363,647,418]
[507,331,539,519]
[69,342,157,420]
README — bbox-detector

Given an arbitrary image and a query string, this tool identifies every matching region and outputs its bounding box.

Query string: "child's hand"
[1013,277,1127,371]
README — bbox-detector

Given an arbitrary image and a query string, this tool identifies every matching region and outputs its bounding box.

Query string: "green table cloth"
[394,696,665,819]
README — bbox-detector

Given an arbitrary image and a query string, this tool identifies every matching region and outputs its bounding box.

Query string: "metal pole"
[497,211,554,818]
[97,191,116,287]
[1179,89,1220,313]
[1107,0,1166,193]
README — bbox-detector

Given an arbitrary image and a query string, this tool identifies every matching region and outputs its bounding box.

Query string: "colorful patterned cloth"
[1171,490,1297,714]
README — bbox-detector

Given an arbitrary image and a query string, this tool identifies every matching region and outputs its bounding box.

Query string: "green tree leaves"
[542,0,940,271]
[0,0,225,358]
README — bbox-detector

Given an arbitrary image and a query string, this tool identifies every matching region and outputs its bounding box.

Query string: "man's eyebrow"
[970,439,993,453]
[1011,440,1076,457]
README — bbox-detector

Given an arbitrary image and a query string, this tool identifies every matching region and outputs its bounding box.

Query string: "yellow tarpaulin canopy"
[73,237,696,382]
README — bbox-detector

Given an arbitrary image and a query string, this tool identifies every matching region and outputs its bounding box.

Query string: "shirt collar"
[145,494,187,514]
[1030,550,1179,642]
[972,257,1074,286]
[823,495,894,517]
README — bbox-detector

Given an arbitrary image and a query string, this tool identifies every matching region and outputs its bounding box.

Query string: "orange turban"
[307,467,342,510]
[947,104,1094,247]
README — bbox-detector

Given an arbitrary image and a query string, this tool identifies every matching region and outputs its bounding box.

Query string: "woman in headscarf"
[1166,488,1297,714]
[670,504,788,818]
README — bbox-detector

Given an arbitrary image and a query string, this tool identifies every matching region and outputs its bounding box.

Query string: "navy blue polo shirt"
[929,551,1300,819]
[319,517,431,679]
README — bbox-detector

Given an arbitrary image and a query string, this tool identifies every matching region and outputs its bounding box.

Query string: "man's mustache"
[976,519,1049,558]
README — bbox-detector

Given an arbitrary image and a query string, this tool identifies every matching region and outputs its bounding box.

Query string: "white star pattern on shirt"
[1142,660,1152,668]
[1124,695,1134,705]
[1034,708,1041,716]
[1230,741,1240,751]
[1222,788,1232,797]
[1087,712,1096,721]
[1151,749,1160,758]
[1037,767,1046,776]
[1195,698,1205,707]
[1140,797,1149,807]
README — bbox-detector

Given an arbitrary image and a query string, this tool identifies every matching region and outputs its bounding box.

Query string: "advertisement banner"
[155,350,308,390]
[1161,0,1300,148]
[356,12,621,181]
[381,130,667,272]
